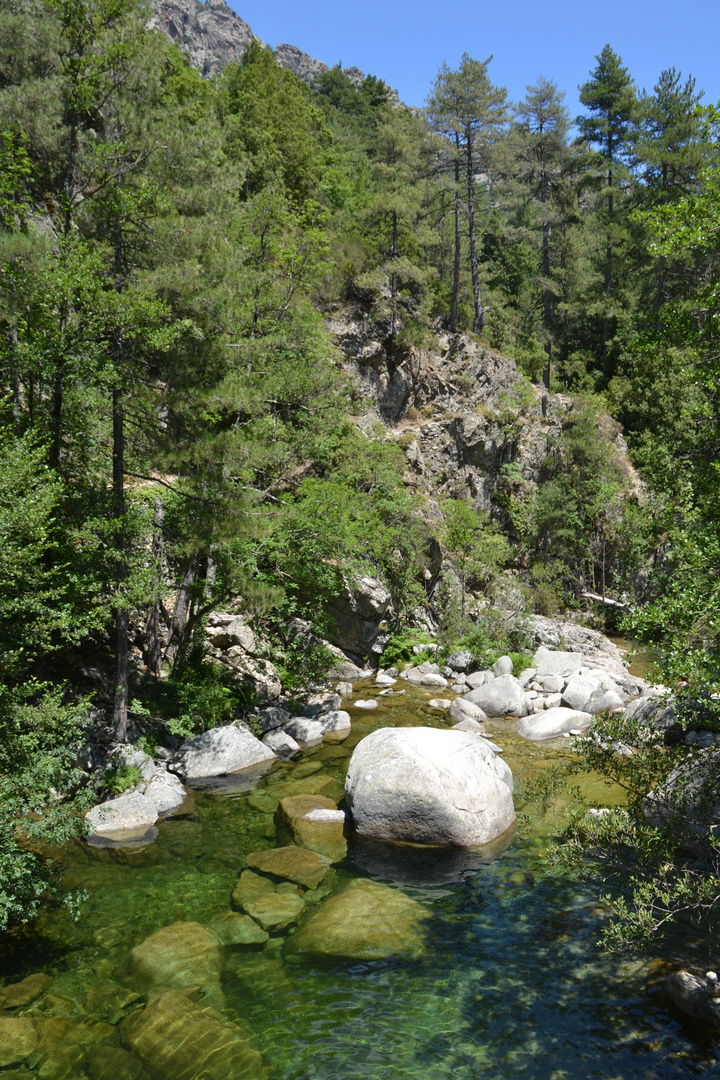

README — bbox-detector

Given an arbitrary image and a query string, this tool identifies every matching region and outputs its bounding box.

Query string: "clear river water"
[2,682,719,1079]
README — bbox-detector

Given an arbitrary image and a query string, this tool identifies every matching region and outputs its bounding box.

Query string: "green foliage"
[381,628,433,668]
[102,763,142,794]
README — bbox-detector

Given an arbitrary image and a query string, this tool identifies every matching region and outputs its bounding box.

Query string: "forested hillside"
[1,0,720,945]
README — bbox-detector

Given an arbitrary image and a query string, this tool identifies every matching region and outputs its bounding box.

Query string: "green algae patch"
[283,878,430,963]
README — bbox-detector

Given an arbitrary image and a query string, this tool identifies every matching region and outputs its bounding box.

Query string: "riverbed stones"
[353,699,378,709]
[452,717,486,734]
[121,987,267,1080]
[493,655,514,676]
[0,972,52,1009]
[666,970,720,1026]
[256,707,290,733]
[241,892,306,931]
[142,772,190,817]
[275,795,347,862]
[533,647,583,678]
[232,869,275,908]
[245,846,331,889]
[171,725,275,781]
[318,710,352,738]
[0,1017,40,1066]
[517,707,592,741]
[427,698,451,710]
[283,878,429,962]
[128,921,223,1005]
[584,686,625,714]
[87,1045,144,1080]
[85,792,158,842]
[446,649,472,672]
[466,670,492,689]
[344,727,515,847]
[463,674,532,718]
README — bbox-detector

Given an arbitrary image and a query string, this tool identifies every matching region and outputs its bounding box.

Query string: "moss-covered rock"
[245,846,331,889]
[241,892,306,932]
[128,921,223,1007]
[283,878,429,962]
[0,1018,40,1067]
[275,795,347,863]
[207,911,269,946]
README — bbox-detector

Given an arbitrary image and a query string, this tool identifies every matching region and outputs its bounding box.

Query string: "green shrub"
[103,764,143,795]
[381,628,434,667]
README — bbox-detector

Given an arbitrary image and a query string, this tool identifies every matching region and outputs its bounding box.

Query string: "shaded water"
[3,685,720,1079]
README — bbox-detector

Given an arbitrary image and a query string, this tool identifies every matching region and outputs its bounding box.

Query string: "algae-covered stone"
[0,972,52,1009]
[37,1043,86,1080]
[231,869,276,909]
[241,892,306,931]
[0,1018,40,1066]
[87,1045,144,1080]
[245,846,331,889]
[128,921,222,1004]
[275,796,347,863]
[278,773,345,802]
[208,911,269,946]
[121,987,267,1080]
[284,878,429,962]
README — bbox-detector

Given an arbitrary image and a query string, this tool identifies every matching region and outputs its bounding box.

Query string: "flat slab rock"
[283,878,429,962]
[345,726,515,847]
[533,647,584,678]
[275,795,347,863]
[244,846,331,889]
[171,725,275,781]
[241,892,306,932]
[85,791,158,841]
[129,921,223,1003]
[517,707,592,741]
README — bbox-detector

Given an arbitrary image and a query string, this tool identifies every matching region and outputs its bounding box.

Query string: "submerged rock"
[241,892,306,931]
[171,725,275,781]
[517,707,592,741]
[283,878,429,962]
[0,1017,40,1067]
[0,972,52,1009]
[275,795,347,863]
[121,987,267,1080]
[245,846,331,889]
[344,726,515,847]
[87,1044,144,1080]
[207,911,269,947]
[128,921,223,1006]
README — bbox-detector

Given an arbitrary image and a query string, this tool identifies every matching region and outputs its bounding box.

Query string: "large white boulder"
[344,727,515,848]
[448,697,487,724]
[562,674,599,711]
[142,771,189,816]
[85,791,158,838]
[463,674,532,717]
[171,725,275,781]
[517,707,592,741]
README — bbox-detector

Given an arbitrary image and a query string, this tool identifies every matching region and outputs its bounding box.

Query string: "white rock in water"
[448,697,487,724]
[452,717,485,734]
[283,717,325,743]
[171,725,275,780]
[263,729,301,758]
[464,674,532,718]
[517,707,592,741]
[354,699,379,710]
[427,698,451,710]
[143,771,188,816]
[345,726,515,848]
[304,808,346,823]
[85,791,158,838]
[375,673,396,687]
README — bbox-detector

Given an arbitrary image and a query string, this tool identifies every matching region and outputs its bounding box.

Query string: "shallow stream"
[2,684,719,1079]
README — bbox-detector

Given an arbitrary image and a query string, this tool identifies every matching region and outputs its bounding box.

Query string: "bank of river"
[2,684,719,1079]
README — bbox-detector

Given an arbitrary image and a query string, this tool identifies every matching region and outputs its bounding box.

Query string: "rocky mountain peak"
[148,0,399,101]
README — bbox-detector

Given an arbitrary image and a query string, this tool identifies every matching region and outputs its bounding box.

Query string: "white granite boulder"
[463,674,532,717]
[345,726,515,848]
[171,725,275,781]
[448,697,487,724]
[85,791,158,840]
[517,707,592,740]
[533,647,584,678]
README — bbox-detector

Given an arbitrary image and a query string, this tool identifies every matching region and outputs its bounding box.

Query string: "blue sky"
[229,0,720,116]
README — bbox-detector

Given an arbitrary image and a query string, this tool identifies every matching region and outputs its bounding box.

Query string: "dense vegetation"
[1,0,720,948]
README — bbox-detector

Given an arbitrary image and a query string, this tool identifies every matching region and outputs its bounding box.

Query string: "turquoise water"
[2,687,719,1079]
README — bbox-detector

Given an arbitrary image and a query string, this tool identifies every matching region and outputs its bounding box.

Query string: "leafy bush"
[381,628,434,668]
[103,763,143,794]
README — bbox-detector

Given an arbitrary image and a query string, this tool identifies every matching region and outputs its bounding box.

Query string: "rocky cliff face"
[149,0,400,101]
[328,304,578,518]
[148,0,261,75]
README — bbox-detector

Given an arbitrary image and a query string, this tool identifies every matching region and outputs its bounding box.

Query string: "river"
[2,683,719,1079]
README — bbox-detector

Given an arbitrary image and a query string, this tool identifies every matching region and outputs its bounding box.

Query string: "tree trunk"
[143,496,166,676]
[112,386,129,742]
[465,128,483,334]
[450,132,462,332]
[164,555,198,669]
